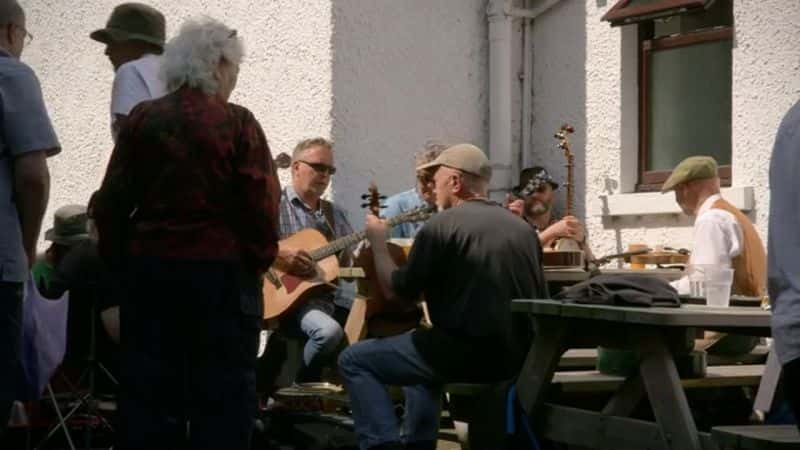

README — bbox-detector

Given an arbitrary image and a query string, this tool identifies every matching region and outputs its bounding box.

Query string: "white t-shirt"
[109,54,168,140]
[671,194,743,294]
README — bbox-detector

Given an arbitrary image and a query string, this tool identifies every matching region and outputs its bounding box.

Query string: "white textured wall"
[20,0,489,244]
[531,0,800,259]
[331,0,489,223]
[19,0,333,247]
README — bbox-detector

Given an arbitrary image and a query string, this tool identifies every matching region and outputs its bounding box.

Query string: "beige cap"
[661,156,719,193]
[416,143,492,180]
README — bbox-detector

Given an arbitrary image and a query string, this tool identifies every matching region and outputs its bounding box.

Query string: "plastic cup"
[687,264,734,306]
[628,243,648,269]
[705,267,734,307]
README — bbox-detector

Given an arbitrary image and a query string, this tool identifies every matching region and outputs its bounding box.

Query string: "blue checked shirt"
[279,186,356,309]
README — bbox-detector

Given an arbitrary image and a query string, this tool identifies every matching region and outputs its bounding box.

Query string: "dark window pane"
[646,39,732,171]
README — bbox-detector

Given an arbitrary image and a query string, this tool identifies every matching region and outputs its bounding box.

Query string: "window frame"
[637,25,734,192]
[603,0,710,26]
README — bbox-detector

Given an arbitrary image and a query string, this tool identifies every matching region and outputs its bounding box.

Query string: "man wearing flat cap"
[91,2,167,141]
[662,155,766,298]
[338,144,547,450]
[663,156,766,354]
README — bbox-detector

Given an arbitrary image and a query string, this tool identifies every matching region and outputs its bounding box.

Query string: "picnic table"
[512,299,772,450]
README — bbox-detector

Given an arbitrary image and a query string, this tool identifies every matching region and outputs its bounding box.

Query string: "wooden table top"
[511,299,771,329]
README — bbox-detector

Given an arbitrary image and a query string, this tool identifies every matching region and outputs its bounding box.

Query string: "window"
[632,0,733,191]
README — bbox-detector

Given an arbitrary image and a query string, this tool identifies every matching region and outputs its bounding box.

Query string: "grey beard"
[529,202,550,217]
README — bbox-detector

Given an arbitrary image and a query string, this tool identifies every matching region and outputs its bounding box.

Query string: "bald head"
[0,0,23,24]
[0,0,24,57]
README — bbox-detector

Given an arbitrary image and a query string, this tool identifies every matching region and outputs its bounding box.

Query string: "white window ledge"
[597,186,755,217]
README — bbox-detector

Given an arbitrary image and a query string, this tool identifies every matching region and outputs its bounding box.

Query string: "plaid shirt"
[279,186,353,240]
[278,186,356,308]
[92,87,281,272]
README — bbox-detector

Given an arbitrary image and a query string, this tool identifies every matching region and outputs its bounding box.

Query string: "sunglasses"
[297,160,337,175]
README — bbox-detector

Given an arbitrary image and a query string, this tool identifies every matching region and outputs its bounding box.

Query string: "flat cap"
[661,156,719,193]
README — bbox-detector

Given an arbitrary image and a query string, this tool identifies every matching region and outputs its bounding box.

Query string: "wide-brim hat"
[90,3,166,49]
[512,166,559,196]
[44,205,90,245]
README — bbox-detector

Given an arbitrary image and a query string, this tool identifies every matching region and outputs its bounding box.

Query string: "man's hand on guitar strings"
[279,247,316,277]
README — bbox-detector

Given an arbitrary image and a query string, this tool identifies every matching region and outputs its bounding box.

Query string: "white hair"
[161,17,244,95]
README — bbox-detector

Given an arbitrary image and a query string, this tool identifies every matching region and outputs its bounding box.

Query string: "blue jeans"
[295,299,344,369]
[338,333,443,449]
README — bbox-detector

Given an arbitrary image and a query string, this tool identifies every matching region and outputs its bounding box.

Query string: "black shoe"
[404,440,437,450]
[367,442,404,450]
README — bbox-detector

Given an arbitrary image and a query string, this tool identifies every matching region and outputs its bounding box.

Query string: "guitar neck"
[565,154,574,217]
[308,213,419,261]
[310,230,368,261]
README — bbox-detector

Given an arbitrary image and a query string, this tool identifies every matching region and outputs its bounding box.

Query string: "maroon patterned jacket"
[91,87,280,273]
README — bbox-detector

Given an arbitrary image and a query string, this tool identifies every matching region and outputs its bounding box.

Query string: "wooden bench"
[446,364,764,397]
[712,425,800,449]
[558,345,770,371]
[552,364,764,393]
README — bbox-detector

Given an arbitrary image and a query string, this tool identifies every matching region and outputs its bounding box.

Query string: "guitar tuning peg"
[379,195,387,200]
[361,194,370,200]
[360,203,370,208]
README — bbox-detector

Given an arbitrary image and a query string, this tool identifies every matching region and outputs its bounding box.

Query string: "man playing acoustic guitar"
[276,137,356,381]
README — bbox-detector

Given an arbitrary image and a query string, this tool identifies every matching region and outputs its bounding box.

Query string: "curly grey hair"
[161,17,244,95]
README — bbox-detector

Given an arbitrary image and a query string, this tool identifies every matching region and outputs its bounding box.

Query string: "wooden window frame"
[603,0,710,26]
[637,26,733,192]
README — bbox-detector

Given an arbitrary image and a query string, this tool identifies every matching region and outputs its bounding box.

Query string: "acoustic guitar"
[262,197,432,321]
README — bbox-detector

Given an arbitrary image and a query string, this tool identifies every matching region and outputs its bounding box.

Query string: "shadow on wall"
[329,0,489,223]
[528,0,587,224]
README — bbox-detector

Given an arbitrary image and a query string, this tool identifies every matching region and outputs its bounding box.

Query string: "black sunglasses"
[297,160,336,175]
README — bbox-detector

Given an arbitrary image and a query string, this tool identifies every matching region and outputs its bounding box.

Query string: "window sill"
[596,186,754,217]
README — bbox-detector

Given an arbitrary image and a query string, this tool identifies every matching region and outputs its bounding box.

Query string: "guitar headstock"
[554,124,574,157]
[274,152,292,169]
[360,181,387,217]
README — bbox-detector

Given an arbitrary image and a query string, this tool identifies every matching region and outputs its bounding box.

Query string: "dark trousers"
[784,357,800,430]
[116,258,261,450]
[0,281,22,435]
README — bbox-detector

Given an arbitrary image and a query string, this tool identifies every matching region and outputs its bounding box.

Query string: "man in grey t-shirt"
[0,0,60,432]
[339,144,547,450]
